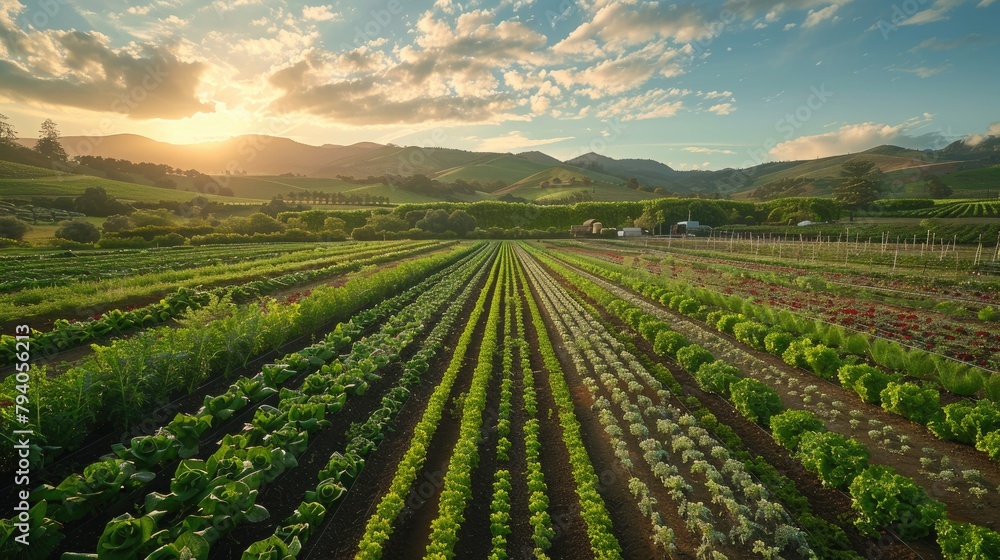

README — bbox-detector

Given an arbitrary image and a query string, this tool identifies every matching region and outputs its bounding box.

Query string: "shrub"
[879,382,941,425]
[705,310,726,328]
[730,378,783,427]
[782,338,813,369]
[928,400,1000,445]
[653,330,689,358]
[0,215,30,241]
[55,219,101,243]
[849,465,946,539]
[771,409,825,450]
[715,313,745,334]
[764,331,794,356]
[676,345,715,375]
[677,298,700,315]
[975,431,1000,461]
[732,321,769,350]
[978,306,1000,323]
[935,519,1000,560]
[837,364,896,404]
[694,361,742,395]
[938,365,985,397]
[804,344,841,379]
[150,233,186,247]
[797,431,869,489]
[638,318,670,343]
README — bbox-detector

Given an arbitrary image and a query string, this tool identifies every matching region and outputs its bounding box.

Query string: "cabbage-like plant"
[33,457,154,522]
[241,535,301,560]
[239,446,297,484]
[233,373,278,402]
[145,458,227,513]
[64,512,169,560]
[284,403,329,432]
[143,530,210,560]
[318,452,364,485]
[111,434,178,470]
[164,413,213,458]
[201,391,249,422]
[303,478,347,508]
[185,480,269,543]
[0,501,63,560]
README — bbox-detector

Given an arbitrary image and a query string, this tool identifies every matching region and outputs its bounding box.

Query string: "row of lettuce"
[0,241,441,365]
[1,242,496,559]
[552,248,1000,462]
[539,245,998,558]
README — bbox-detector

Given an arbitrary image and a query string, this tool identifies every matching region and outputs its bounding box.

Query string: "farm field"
[2,239,999,560]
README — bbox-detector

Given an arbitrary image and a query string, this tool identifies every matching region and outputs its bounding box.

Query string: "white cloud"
[553,3,715,55]
[891,64,950,78]
[302,5,339,21]
[703,90,732,99]
[127,5,153,16]
[900,0,966,26]
[802,4,843,27]
[595,88,686,121]
[964,121,1000,146]
[683,146,736,154]
[708,103,735,115]
[477,130,574,152]
[979,0,997,6]
[784,23,797,30]
[769,121,953,160]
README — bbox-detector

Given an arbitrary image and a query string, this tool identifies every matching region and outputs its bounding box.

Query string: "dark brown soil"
[301,263,497,560]
[525,265,657,560]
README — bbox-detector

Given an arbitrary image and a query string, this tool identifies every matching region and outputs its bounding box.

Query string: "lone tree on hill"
[34,119,68,162]
[0,113,17,146]
[834,160,884,222]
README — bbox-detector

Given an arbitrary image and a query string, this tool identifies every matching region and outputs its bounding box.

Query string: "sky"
[0,0,997,171]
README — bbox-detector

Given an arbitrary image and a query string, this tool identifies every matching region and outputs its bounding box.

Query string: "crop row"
[0,240,417,323]
[240,243,500,560]
[354,245,504,559]
[537,245,1000,557]
[0,243,324,293]
[547,247,1000,461]
[520,246,813,559]
[0,243,477,469]
[0,241,444,366]
[515,246,623,560]
[4,243,497,559]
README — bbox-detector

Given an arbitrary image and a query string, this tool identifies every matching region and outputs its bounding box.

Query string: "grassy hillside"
[206,175,361,199]
[891,166,1000,198]
[0,160,71,179]
[0,175,262,204]
[502,165,624,191]
[432,155,552,187]
[314,145,498,177]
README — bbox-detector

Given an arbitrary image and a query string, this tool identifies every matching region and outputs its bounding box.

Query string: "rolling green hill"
[0,175,262,204]
[313,145,498,178]
[0,160,71,179]
[432,155,552,188]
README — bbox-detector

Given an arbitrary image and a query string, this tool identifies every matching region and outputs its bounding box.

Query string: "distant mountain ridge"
[12,132,1000,198]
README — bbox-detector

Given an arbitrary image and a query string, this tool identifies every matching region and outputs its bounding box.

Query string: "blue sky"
[0,0,997,170]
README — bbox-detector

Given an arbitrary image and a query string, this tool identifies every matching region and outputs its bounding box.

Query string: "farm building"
[618,227,643,237]
[671,220,713,236]
[570,219,603,237]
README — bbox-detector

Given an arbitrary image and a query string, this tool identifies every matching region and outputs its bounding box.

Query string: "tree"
[0,113,17,146]
[834,160,883,221]
[102,214,134,233]
[55,219,101,243]
[34,119,68,162]
[925,175,953,199]
[626,177,640,190]
[74,187,132,216]
[367,213,409,233]
[634,208,664,234]
[415,209,450,233]
[0,216,30,241]
[447,210,477,236]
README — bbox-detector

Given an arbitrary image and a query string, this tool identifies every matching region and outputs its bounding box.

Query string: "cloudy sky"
[0,0,996,170]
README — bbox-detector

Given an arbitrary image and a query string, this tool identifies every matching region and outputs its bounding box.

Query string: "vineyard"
[2,240,999,559]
